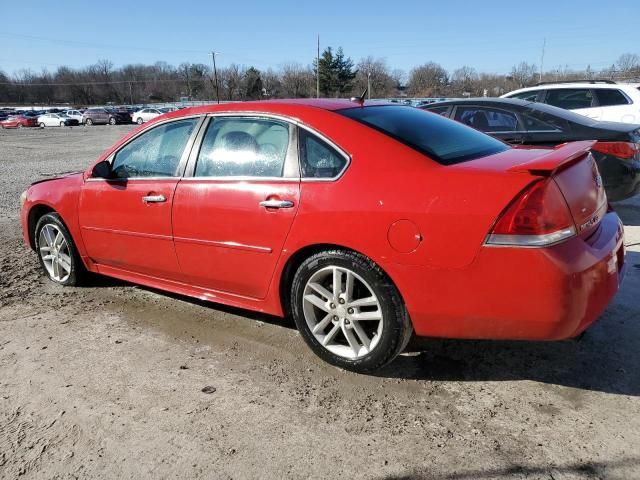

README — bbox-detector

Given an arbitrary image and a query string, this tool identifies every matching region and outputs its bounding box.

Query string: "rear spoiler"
[508,141,596,175]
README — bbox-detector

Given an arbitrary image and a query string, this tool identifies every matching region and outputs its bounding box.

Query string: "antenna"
[350,87,368,105]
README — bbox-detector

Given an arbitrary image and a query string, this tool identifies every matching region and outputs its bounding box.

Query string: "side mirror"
[92,160,112,179]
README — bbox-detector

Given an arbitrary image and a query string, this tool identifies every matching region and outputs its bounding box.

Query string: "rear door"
[79,116,203,280]
[172,115,300,298]
[543,88,598,119]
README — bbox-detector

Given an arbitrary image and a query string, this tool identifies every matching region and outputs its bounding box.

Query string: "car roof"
[506,83,640,94]
[161,98,391,119]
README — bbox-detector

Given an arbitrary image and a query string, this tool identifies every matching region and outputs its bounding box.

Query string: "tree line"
[1,50,639,106]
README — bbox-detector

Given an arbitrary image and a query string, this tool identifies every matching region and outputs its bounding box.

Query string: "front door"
[172,116,300,299]
[79,116,202,280]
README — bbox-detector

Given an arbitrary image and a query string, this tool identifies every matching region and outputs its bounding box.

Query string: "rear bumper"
[386,212,625,340]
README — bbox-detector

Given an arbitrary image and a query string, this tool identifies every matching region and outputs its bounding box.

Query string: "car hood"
[30,171,83,186]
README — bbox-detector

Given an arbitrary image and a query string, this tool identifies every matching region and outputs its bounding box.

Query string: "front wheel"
[290,250,412,373]
[109,117,116,125]
[39,122,45,128]
[60,121,65,127]
[136,117,143,125]
[34,213,85,286]
[85,118,93,126]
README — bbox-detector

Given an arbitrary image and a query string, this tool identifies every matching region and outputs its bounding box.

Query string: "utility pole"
[539,38,546,83]
[128,81,133,105]
[210,51,220,104]
[316,34,320,98]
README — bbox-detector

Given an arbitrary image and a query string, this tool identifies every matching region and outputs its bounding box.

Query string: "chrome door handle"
[142,194,166,203]
[259,199,294,209]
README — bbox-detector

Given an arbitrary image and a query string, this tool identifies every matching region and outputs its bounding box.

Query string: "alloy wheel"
[38,224,72,282]
[302,266,384,359]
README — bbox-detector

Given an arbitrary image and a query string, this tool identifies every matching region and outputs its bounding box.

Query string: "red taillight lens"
[487,179,576,246]
[591,141,639,160]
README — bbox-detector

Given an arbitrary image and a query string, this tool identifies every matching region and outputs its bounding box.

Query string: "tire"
[34,213,85,286]
[85,118,93,126]
[17,123,23,129]
[290,249,412,373]
[109,117,116,125]
[136,117,143,125]
[60,121,65,127]
[39,122,45,128]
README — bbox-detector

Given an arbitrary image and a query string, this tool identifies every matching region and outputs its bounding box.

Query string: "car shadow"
[375,251,640,396]
[376,456,640,479]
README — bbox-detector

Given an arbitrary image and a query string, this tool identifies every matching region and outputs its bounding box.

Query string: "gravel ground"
[1,125,639,480]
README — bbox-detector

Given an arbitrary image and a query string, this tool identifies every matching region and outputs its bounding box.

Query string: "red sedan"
[19,100,626,372]
[1,115,38,128]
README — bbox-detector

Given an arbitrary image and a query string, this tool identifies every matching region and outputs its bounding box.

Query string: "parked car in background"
[1,115,38,128]
[501,80,640,124]
[82,107,111,125]
[37,113,80,127]
[20,100,625,372]
[421,98,640,201]
[105,108,132,125]
[64,110,84,123]
[131,107,168,124]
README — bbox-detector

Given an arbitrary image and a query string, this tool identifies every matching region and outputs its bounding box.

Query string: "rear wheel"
[39,122,45,128]
[109,117,116,125]
[34,213,85,286]
[290,249,412,373]
[60,121,65,127]
[85,118,93,126]
[17,123,23,128]
[136,117,143,125]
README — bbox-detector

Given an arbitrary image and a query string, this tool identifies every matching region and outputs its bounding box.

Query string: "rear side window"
[337,105,509,165]
[508,90,540,102]
[595,89,630,107]
[424,105,449,116]
[195,117,289,177]
[545,89,594,109]
[453,107,519,132]
[299,129,347,178]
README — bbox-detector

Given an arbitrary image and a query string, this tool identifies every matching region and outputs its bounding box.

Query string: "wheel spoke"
[345,271,354,302]
[350,296,378,308]
[54,231,64,248]
[42,254,54,261]
[307,282,334,301]
[332,267,343,298]
[304,294,329,312]
[39,246,51,253]
[312,313,333,334]
[42,226,54,247]
[352,311,382,321]
[57,255,72,273]
[52,258,60,279]
[342,325,361,356]
[351,321,371,351]
[322,323,340,346]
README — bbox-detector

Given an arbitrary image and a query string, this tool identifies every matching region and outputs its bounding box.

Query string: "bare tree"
[407,62,448,96]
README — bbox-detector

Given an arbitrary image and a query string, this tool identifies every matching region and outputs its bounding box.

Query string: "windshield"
[337,105,509,165]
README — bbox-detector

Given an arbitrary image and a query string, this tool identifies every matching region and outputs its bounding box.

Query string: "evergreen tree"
[243,67,263,100]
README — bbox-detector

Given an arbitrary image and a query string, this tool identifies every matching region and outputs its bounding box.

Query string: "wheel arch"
[277,242,403,318]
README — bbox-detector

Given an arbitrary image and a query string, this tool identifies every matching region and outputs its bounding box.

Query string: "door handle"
[142,194,166,203]
[259,199,294,209]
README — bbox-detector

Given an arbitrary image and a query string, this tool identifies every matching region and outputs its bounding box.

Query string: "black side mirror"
[92,160,112,179]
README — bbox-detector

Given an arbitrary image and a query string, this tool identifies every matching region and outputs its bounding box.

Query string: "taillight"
[486,179,576,247]
[591,141,639,160]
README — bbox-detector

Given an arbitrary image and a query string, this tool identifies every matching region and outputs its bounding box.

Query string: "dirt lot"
[1,125,639,480]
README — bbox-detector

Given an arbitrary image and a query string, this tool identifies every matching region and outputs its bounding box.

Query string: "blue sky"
[1,0,636,76]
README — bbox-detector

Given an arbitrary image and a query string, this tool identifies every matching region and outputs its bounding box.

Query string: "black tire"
[60,121,65,127]
[109,117,116,125]
[136,117,143,125]
[290,249,412,373]
[85,118,93,126]
[34,213,86,286]
[39,122,45,128]
[17,123,23,129]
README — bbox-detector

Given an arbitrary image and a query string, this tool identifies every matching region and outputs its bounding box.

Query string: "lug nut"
[339,298,345,304]
[333,315,339,321]
[347,308,354,314]
[330,303,336,309]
